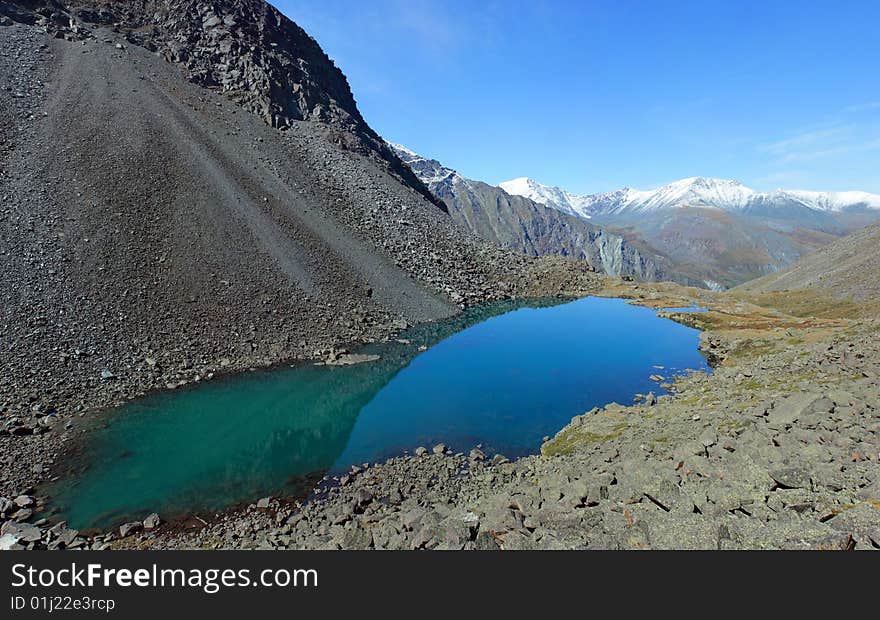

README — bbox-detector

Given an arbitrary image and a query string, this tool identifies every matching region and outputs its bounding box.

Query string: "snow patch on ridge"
[499,176,880,218]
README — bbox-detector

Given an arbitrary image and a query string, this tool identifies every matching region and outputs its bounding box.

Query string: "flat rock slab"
[767,392,823,428]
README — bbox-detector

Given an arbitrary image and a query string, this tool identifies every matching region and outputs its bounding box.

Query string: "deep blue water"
[46,296,708,529]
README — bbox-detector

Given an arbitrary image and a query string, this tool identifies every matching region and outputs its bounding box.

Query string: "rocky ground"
[27,285,867,552]
[2,10,878,551]
[0,18,597,550]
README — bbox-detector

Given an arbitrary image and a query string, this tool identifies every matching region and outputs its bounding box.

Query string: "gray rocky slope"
[0,0,441,208]
[738,222,880,304]
[390,144,698,286]
[0,4,598,506]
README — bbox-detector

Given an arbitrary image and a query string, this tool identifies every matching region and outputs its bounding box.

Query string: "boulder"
[119,521,143,538]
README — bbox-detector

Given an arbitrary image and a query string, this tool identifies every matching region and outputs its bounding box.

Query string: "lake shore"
[7,280,874,551]
[147,288,876,550]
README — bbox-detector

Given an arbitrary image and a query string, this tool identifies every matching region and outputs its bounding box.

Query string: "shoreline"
[134,283,880,550]
[5,275,879,550]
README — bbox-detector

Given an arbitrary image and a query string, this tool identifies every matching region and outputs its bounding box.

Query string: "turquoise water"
[46,297,709,530]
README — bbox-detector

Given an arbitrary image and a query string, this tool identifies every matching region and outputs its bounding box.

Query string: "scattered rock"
[119,522,143,538]
[143,513,161,530]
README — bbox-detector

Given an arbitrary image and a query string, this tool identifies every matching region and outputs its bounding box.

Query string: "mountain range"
[389,144,697,286]
[500,176,880,219]
[499,176,880,289]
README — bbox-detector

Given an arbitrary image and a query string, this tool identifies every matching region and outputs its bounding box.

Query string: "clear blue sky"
[275,0,880,194]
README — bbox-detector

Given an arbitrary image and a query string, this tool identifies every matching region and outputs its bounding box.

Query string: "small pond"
[46,296,709,529]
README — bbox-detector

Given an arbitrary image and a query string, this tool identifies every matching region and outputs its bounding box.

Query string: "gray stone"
[827,503,880,549]
[766,393,822,428]
[770,466,812,490]
[1,521,41,543]
[355,488,373,506]
[401,507,427,530]
[339,525,372,549]
[119,521,143,537]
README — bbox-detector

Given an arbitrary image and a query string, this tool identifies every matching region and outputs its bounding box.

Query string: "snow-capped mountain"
[388,142,695,285]
[498,177,594,219]
[387,142,464,188]
[394,142,880,290]
[499,176,880,219]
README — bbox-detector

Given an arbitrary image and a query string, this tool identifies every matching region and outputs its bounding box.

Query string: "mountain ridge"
[736,222,880,307]
[500,175,880,218]
[499,174,880,289]
[390,143,701,286]
[0,0,444,209]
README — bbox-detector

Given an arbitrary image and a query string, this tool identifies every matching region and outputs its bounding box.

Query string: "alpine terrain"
[390,143,697,285]
[0,0,878,553]
[0,0,595,543]
[501,176,880,290]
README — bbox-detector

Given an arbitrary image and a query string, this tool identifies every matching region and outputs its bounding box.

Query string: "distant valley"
[500,176,880,289]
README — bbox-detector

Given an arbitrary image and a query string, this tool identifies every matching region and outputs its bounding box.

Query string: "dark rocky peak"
[0,0,443,209]
[75,0,365,131]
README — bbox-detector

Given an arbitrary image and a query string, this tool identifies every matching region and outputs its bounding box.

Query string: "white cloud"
[760,123,880,164]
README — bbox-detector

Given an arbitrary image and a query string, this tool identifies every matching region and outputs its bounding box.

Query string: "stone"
[769,466,812,490]
[119,521,143,538]
[644,513,720,550]
[432,443,447,455]
[339,525,372,549]
[469,447,486,461]
[13,495,34,508]
[1,521,41,543]
[766,393,821,428]
[58,527,79,547]
[12,508,33,522]
[401,507,427,530]
[827,503,880,549]
[355,488,374,506]
[325,353,380,366]
[414,446,428,457]
[256,497,271,509]
[143,513,161,529]
[0,533,23,551]
[100,369,116,380]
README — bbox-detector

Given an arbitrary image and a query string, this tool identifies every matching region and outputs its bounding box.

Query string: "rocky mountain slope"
[737,222,880,304]
[0,3,604,505]
[0,0,442,208]
[501,176,880,290]
[390,144,697,286]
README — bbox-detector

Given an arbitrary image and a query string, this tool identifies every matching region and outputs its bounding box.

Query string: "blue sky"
[275,0,880,194]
